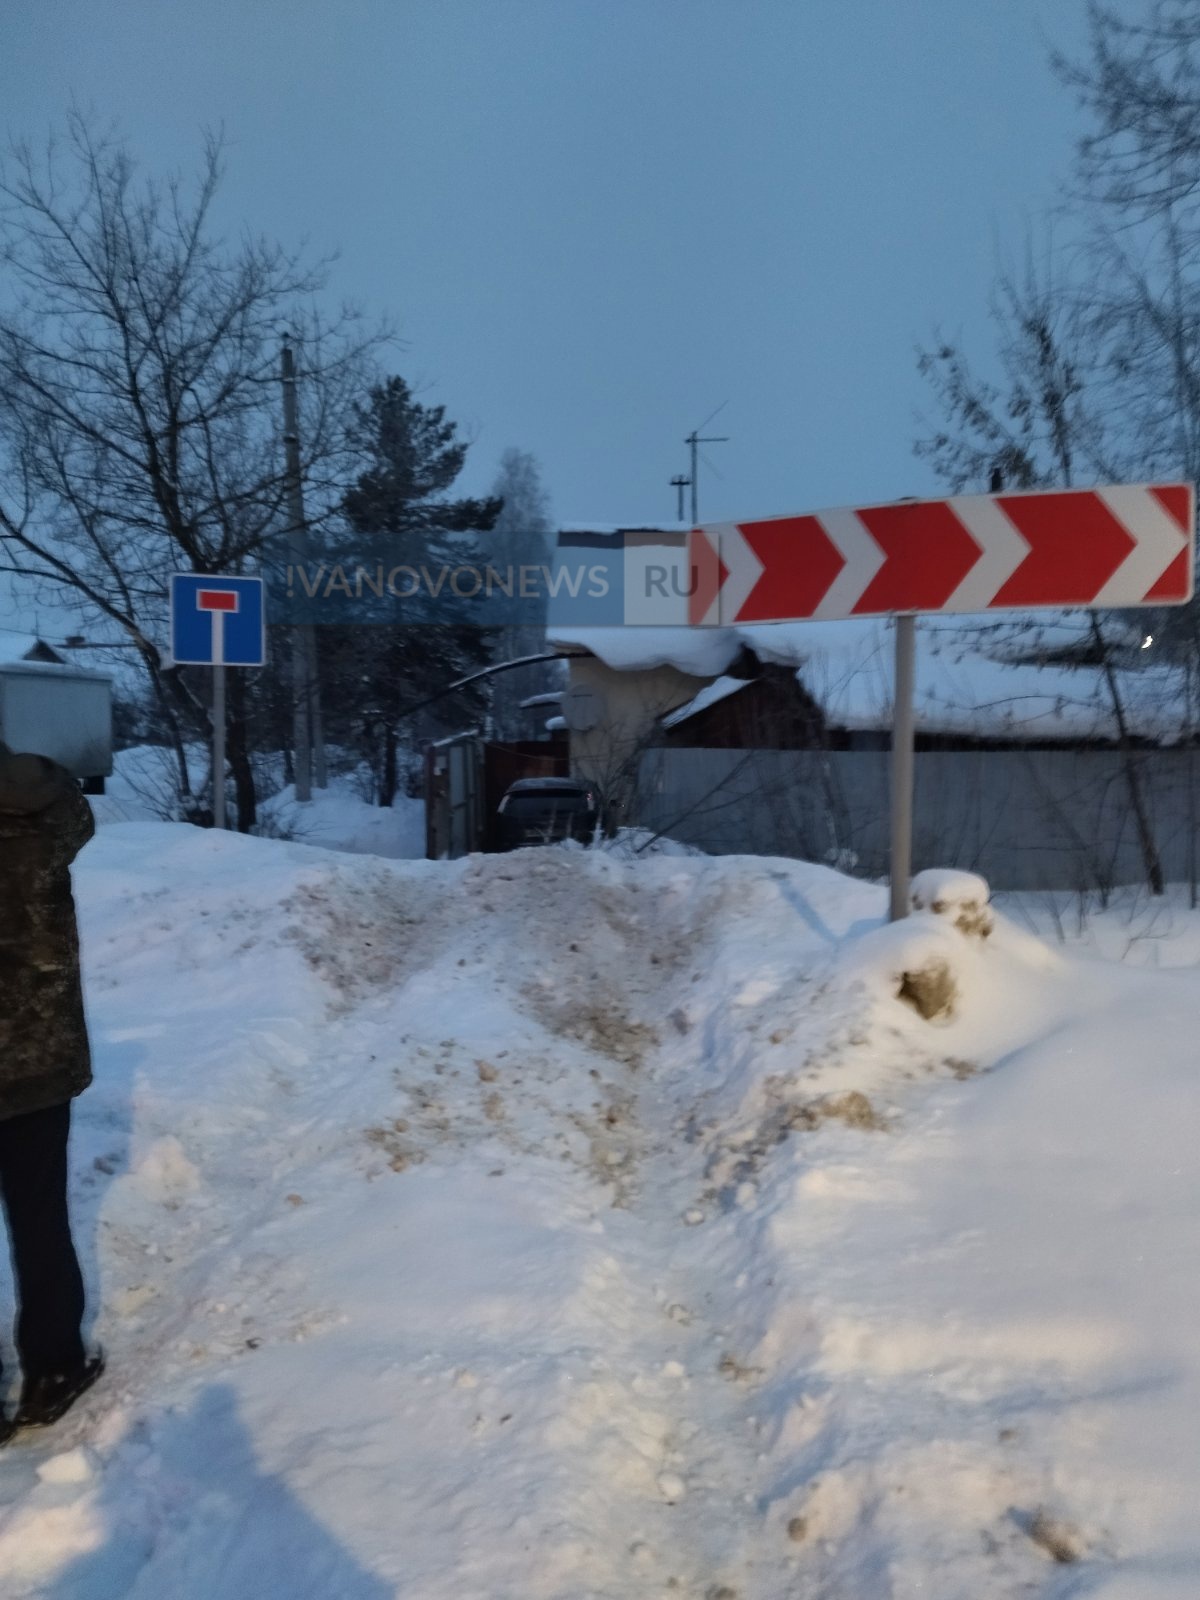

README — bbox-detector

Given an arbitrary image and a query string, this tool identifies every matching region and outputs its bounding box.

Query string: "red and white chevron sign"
[686,485,1194,625]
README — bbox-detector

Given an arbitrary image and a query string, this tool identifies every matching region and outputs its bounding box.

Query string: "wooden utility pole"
[280,334,325,797]
[670,474,690,522]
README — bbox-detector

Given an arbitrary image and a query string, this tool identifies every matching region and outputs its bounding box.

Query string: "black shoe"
[0,1410,14,1447]
[14,1351,105,1430]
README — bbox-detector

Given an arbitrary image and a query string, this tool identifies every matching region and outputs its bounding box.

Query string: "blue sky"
[2,0,1088,596]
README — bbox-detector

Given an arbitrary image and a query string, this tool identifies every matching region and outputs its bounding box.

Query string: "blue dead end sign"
[170,574,266,666]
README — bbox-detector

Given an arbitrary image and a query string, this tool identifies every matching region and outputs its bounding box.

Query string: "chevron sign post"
[682,484,1194,921]
[686,485,1193,626]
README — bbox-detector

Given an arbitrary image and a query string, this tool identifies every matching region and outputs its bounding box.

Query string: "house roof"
[551,613,1185,745]
[559,521,690,538]
[0,631,66,665]
[791,616,1183,744]
[661,676,755,729]
[0,658,112,684]
[549,623,743,676]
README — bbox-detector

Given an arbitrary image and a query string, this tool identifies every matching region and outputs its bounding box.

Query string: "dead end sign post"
[685,484,1196,919]
[170,574,267,829]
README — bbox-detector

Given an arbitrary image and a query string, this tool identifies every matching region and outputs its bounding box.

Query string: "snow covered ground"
[256,782,425,860]
[2,829,1199,1597]
[94,745,426,859]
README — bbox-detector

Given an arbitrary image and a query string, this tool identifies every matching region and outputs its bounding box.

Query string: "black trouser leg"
[0,1102,86,1382]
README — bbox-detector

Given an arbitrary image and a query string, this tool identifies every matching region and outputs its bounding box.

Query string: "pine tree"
[320,377,502,804]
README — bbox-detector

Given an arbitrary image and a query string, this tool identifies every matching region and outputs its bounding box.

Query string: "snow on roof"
[662,675,754,729]
[555,613,1187,743]
[788,617,1186,743]
[0,657,112,684]
[548,624,744,676]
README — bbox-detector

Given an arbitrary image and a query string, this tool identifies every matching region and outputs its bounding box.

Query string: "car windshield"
[504,789,591,816]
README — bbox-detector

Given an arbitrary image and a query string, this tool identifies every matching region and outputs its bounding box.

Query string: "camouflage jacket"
[0,747,95,1119]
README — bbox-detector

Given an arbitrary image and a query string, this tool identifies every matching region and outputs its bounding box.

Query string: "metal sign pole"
[212,663,226,830]
[170,576,265,833]
[889,613,916,921]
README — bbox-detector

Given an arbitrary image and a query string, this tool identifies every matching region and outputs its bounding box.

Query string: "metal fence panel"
[637,747,1200,891]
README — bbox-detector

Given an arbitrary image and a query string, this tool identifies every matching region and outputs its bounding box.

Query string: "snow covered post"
[909,868,993,938]
[889,613,916,922]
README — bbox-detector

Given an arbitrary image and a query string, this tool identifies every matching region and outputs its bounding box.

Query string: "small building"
[518,690,565,741]
[0,658,114,788]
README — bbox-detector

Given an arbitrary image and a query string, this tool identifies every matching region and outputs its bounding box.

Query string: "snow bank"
[89,744,189,824]
[592,827,706,859]
[258,780,425,859]
[92,747,426,860]
[2,831,1198,1596]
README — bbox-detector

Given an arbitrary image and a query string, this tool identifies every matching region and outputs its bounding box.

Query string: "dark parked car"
[497,776,599,849]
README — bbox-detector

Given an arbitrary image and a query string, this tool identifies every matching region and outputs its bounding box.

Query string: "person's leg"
[0,1102,86,1380]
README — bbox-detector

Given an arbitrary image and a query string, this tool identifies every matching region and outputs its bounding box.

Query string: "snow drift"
[0,826,1197,1598]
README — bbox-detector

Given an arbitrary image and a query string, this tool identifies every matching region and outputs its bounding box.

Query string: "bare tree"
[1057,2,1200,219]
[917,255,1167,892]
[486,448,555,738]
[0,114,383,823]
[1056,8,1200,676]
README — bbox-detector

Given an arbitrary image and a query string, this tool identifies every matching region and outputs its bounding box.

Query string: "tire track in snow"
[512,862,797,1599]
